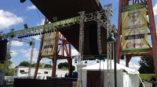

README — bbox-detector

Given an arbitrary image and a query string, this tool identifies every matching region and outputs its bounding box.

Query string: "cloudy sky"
[0,0,157,70]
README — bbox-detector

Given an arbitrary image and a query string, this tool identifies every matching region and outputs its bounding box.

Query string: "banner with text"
[41,32,56,58]
[122,4,149,54]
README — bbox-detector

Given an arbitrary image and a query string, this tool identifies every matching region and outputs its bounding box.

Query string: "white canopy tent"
[81,60,140,87]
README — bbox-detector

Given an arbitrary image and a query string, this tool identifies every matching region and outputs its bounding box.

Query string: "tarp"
[82,60,140,87]
[82,60,139,74]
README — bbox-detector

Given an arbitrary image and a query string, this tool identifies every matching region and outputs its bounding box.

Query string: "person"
[65,73,68,79]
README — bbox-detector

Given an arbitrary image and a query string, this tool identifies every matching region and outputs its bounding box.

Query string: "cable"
[137,74,146,87]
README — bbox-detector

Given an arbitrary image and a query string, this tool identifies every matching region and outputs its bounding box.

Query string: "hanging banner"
[41,32,56,58]
[8,16,80,36]
[122,4,149,54]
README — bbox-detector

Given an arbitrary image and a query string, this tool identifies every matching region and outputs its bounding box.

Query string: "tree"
[58,62,69,69]
[138,56,154,73]
[58,62,75,70]
[18,61,52,68]
[44,64,52,68]
[31,63,45,68]
[0,60,14,76]
[18,61,31,67]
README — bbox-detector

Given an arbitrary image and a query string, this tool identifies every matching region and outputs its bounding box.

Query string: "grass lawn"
[140,74,155,80]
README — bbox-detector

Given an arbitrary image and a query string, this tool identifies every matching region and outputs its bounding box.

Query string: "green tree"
[18,61,52,68]
[31,63,43,67]
[18,61,31,67]
[44,64,52,68]
[0,60,14,76]
[6,68,14,76]
[138,56,154,73]
[58,62,75,70]
[58,62,69,69]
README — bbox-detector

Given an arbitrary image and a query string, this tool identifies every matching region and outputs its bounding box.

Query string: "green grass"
[139,74,155,80]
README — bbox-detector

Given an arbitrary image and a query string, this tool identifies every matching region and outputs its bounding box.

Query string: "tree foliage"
[58,62,69,69]
[138,56,154,73]
[18,61,31,67]
[18,61,52,68]
[44,64,52,68]
[0,60,14,76]
[58,62,75,70]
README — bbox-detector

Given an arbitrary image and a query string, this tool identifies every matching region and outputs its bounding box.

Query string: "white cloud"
[33,35,41,40]
[11,41,24,46]
[10,50,18,56]
[37,19,45,26]
[131,56,141,61]
[26,5,37,10]
[153,3,157,16]
[0,10,23,30]
[24,48,39,63]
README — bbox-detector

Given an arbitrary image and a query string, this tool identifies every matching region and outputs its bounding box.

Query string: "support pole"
[52,58,57,78]
[77,11,85,87]
[97,12,102,55]
[68,43,72,76]
[28,38,35,78]
[68,58,73,77]
[34,18,49,79]
[34,57,41,79]
[147,0,157,86]
[126,56,132,67]
[52,32,59,78]
[113,42,117,87]
[116,0,123,63]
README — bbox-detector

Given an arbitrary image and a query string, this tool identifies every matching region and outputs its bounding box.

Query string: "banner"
[122,4,149,54]
[41,32,56,58]
[8,16,80,36]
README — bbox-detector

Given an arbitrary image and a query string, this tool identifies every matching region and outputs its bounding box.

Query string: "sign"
[8,16,80,36]
[40,32,56,58]
[122,4,149,54]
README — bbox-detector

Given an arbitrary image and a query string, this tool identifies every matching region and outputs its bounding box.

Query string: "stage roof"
[30,0,107,57]
[31,0,101,22]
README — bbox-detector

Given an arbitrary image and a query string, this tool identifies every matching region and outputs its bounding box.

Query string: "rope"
[137,74,146,87]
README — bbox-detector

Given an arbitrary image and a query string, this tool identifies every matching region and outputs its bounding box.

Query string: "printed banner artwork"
[41,32,56,58]
[8,16,80,36]
[122,4,149,54]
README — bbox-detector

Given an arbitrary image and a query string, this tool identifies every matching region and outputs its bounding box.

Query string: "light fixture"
[20,0,26,3]
[24,24,28,29]
[107,30,116,43]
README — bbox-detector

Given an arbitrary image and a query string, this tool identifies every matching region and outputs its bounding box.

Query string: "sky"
[0,0,157,70]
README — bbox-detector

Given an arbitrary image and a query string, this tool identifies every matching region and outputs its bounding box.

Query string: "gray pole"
[77,11,85,87]
[113,41,117,87]
[97,12,102,55]
[28,38,35,78]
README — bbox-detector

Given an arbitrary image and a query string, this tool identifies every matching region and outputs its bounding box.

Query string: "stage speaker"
[82,21,107,60]
[0,39,7,63]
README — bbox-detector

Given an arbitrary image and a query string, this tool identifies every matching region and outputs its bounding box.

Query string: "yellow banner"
[122,8,149,54]
[41,32,56,58]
